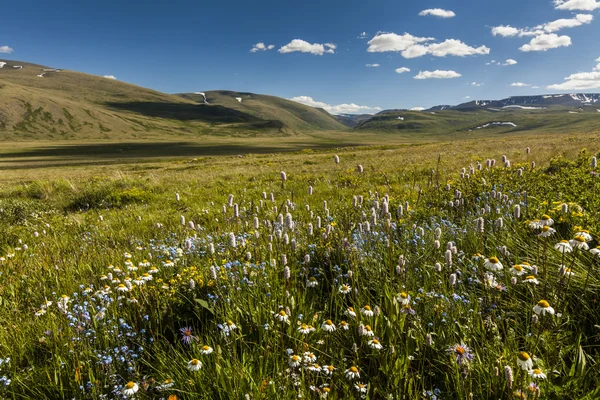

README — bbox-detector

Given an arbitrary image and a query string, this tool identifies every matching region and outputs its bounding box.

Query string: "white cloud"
[419,8,456,18]
[543,14,593,32]
[279,39,336,55]
[554,0,600,11]
[519,33,571,52]
[250,42,275,53]
[464,96,471,99]
[0,45,13,53]
[596,56,600,62]
[532,86,541,89]
[289,96,382,115]
[103,75,117,80]
[359,32,368,39]
[491,14,593,38]
[414,70,462,79]
[491,25,520,37]
[366,63,380,67]
[367,33,489,59]
[395,67,410,74]
[470,81,483,86]
[511,82,531,87]
[367,32,434,53]
[504,59,518,65]
[411,107,426,111]
[426,39,490,57]
[548,59,600,89]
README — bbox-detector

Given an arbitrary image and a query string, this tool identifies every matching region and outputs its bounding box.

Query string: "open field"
[1,132,600,399]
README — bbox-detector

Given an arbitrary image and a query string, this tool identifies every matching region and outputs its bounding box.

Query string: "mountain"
[0,59,343,140]
[334,113,377,127]
[177,91,345,132]
[355,103,600,135]
[427,93,600,111]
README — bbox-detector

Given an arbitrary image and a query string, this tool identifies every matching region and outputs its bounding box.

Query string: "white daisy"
[288,354,301,368]
[187,358,202,371]
[360,305,374,317]
[517,352,533,371]
[345,366,360,380]
[368,339,383,350]
[344,307,357,318]
[338,284,352,294]
[570,236,589,250]
[533,300,555,316]
[122,382,139,396]
[484,257,503,271]
[396,292,410,305]
[322,319,336,332]
[523,275,540,285]
[200,345,213,355]
[539,215,554,226]
[529,368,546,379]
[554,240,572,253]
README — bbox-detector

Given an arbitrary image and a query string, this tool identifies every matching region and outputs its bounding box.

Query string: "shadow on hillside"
[104,102,259,123]
[0,141,360,169]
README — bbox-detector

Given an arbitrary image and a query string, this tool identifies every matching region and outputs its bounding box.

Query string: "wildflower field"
[1,136,600,399]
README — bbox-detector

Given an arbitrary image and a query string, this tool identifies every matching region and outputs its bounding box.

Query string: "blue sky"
[1,0,600,113]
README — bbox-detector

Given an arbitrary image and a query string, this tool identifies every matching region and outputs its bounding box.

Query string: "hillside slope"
[355,107,600,136]
[0,60,298,140]
[177,91,345,131]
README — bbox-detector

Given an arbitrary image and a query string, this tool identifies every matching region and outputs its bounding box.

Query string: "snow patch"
[37,73,45,78]
[397,117,404,120]
[430,112,436,114]
[0,62,5,68]
[194,92,208,104]
[235,97,242,103]
[13,65,22,69]
[473,122,517,130]
[502,105,545,110]
[568,111,578,114]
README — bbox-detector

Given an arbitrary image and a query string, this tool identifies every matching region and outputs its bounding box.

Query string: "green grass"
[0,134,599,399]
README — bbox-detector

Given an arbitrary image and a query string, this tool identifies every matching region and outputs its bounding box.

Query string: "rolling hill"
[177,91,345,131]
[0,59,344,140]
[354,93,600,135]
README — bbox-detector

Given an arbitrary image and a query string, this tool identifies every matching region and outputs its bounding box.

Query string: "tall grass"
[0,146,599,399]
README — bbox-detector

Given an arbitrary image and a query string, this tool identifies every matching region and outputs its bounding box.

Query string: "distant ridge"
[426,93,600,111]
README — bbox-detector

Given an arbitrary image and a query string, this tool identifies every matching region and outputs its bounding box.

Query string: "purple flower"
[179,326,195,345]
[448,343,474,365]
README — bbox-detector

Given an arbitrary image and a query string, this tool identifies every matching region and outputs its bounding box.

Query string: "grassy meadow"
[1,132,600,399]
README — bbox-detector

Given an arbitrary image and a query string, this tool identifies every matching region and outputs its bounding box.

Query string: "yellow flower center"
[348,307,354,312]
[164,379,172,384]
[560,240,569,243]
[301,324,308,329]
[327,365,334,371]
[522,262,531,266]
[525,275,536,280]
[518,351,530,361]
[340,321,348,326]
[363,305,371,311]
[191,359,199,365]
[365,325,372,331]
[513,265,523,271]
[455,346,465,355]
[202,345,210,351]
[309,277,317,281]
[575,235,586,243]
[325,319,333,325]
[537,300,550,308]
[279,310,287,316]
[373,339,380,344]
[227,320,234,326]
[489,257,499,264]
[323,388,331,392]
[292,355,299,361]
[533,368,541,374]
[126,382,136,389]
[542,226,551,232]
[400,292,408,298]
[350,366,358,372]
[541,215,551,220]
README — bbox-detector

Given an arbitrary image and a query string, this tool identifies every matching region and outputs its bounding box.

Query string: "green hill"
[177,90,345,132]
[0,60,328,140]
[355,107,600,136]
